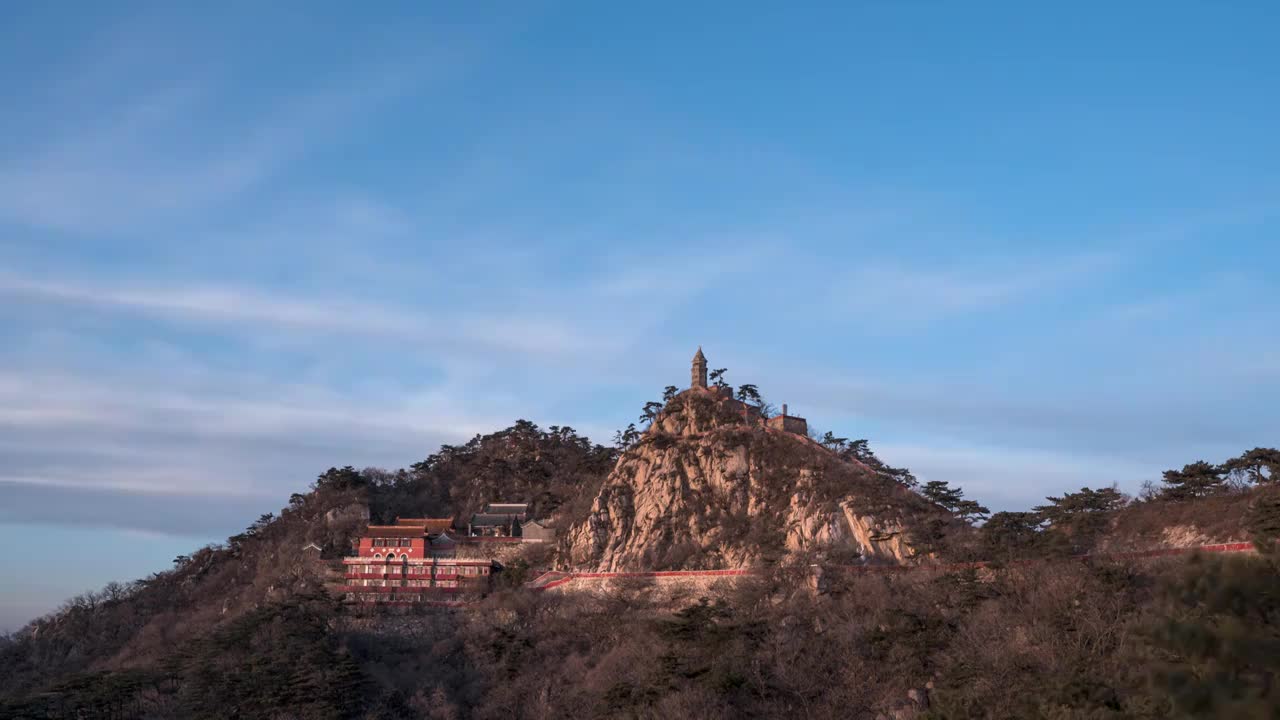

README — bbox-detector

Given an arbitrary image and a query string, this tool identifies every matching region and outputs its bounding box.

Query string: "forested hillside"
[2,404,1278,718]
[365,420,617,531]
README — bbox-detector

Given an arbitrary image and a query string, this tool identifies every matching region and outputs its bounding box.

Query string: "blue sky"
[2,1,1278,631]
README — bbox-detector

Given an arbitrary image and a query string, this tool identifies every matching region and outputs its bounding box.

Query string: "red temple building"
[340,520,497,604]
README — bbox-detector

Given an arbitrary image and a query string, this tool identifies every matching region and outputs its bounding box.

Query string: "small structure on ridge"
[767,403,808,436]
[688,347,807,436]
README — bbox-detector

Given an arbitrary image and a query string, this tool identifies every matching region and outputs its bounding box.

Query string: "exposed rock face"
[565,388,938,571]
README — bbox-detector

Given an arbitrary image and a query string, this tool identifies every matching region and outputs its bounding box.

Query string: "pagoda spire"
[691,346,708,389]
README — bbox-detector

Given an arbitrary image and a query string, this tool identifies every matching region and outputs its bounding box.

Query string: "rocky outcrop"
[565,388,941,572]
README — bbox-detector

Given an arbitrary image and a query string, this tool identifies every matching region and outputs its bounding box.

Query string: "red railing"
[338,585,461,594]
[353,597,468,602]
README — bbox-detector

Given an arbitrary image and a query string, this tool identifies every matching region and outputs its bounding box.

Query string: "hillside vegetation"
[367,420,618,531]
[2,396,1278,718]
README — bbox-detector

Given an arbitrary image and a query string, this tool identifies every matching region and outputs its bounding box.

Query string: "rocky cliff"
[565,387,945,571]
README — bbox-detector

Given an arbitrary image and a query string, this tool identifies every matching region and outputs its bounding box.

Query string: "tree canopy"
[1160,461,1228,501]
[921,480,990,522]
[1223,448,1280,487]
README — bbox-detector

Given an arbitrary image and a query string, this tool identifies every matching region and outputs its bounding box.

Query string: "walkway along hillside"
[523,541,1260,593]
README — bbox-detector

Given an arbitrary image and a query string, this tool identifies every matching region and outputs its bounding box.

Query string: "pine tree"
[921,481,989,523]
[639,401,664,426]
[981,511,1046,560]
[708,368,730,390]
[1035,486,1127,520]
[735,384,762,405]
[1033,486,1127,553]
[1222,448,1280,486]
[1246,487,1280,554]
[1145,554,1280,717]
[613,423,641,450]
[1159,461,1227,501]
[921,481,963,508]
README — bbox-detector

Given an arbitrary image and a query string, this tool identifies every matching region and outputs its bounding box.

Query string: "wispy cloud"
[0,480,270,538]
[827,251,1120,326]
[0,272,612,359]
[0,361,510,536]
[0,274,417,333]
[0,81,400,234]
[787,366,1276,458]
[0,11,434,237]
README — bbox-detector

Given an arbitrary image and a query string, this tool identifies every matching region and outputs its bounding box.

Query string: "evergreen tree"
[1034,486,1126,553]
[1246,487,1280,554]
[735,384,762,405]
[1222,447,1280,487]
[639,401,664,426]
[1035,486,1126,526]
[708,368,730,390]
[952,499,991,523]
[841,439,919,487]
[613,423,641,450]
[312,466,366,492]
[921,480,963,508]
[1160,461,1228,501]
[1145,554,1280,717]
[981,511,1046,560]
[921,481,989,523]
[819,431,849,450]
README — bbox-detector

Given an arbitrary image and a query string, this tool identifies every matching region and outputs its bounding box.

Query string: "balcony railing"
[340,579,460,591]
[342,556,497,566]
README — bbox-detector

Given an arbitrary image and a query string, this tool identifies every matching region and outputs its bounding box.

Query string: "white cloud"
[0,274,423,333]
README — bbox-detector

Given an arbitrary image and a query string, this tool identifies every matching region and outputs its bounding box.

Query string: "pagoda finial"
[691,346,708,389]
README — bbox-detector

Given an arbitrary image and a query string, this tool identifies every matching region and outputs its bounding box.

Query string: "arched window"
[373,553,382,560]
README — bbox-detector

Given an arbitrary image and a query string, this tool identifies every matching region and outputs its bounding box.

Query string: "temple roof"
[396,517,454,533]
[470,513,516,527]
[365,525,426,538]
[482,503,528,515]
[693,346,706,362]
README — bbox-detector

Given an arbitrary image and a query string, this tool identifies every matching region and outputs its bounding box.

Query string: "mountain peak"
[566,390,938,571]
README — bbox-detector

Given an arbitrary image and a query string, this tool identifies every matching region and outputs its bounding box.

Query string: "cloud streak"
[0,72,409,235]
[826,251,1121,327]
[0,273,613,360]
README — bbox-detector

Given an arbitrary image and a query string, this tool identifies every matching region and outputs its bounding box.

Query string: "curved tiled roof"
[396,517,454,533]
[365,525,426,538]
